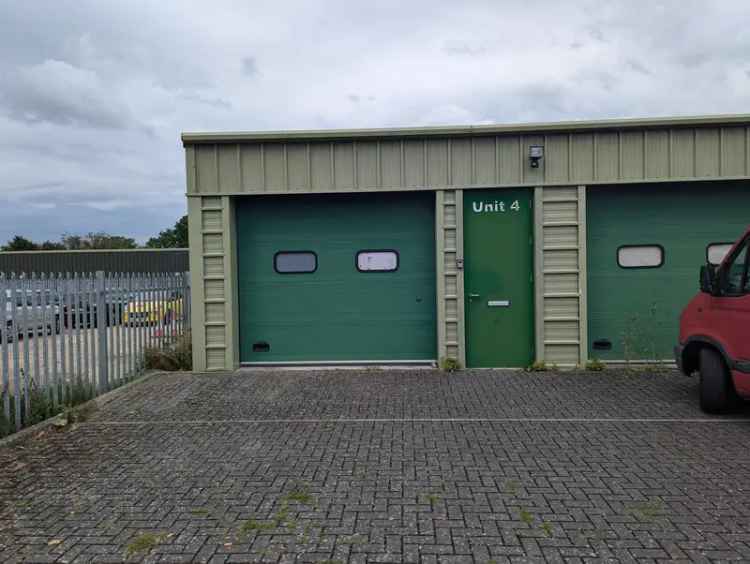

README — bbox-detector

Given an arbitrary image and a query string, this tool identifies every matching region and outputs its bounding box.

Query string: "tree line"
[1,216,188,252]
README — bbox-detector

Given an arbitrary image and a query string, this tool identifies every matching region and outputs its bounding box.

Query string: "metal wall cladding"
[586,180,750,362]
[186,126,750,195]
[536,186,587,367]
[188,195,236,372]
[234,191,437,363]
[436,190,463,365]
[0,249,189,276]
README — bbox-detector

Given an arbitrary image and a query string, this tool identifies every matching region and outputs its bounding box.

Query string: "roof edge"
[182,114,750,145]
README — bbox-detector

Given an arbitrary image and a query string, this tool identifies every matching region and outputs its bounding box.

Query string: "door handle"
[468,293,480,300]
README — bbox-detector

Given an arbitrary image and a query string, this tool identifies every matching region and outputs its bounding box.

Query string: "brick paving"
[1,368,750,563]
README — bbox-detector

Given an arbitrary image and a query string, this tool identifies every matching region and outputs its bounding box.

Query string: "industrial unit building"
[183,114,750,371]
[0,248,189,276]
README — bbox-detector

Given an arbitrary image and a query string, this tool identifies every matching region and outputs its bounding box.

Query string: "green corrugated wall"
[236,191,436,363]
[587,181,750,361]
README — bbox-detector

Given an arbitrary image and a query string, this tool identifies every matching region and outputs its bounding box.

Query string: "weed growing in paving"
[503,479,519,495]
[422,493,441,504]
[540,521,553,537]
[519,508,534,526]
[525,361,558,372]
[0,379,96,438]
[240,519,275,534]
[239,483,318,538]
[439,357,462,372]
[627,499,664,522]
[125,532,169,557]
[285,484,315,506]
[144,332,192,371]
[585,358,606,371]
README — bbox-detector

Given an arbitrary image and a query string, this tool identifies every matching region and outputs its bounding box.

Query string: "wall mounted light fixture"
[529,145,544,168]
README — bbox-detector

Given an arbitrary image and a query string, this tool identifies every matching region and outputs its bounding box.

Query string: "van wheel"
[699,348,735,413]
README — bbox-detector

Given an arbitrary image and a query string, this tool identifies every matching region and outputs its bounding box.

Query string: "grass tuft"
[125,532,168,557]
[519,509,534,526]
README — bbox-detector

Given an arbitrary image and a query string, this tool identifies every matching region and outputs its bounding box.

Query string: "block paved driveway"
[2,368,750,563]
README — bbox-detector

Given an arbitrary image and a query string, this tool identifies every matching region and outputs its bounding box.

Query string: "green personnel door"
[587,181,750,361]
[236,191,436,364]
[463,189,534,368]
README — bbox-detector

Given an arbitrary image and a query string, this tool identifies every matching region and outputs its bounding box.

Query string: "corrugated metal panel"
[203,256,223,277]
[205,302,224,323]
[0,249,189,276]
[545,273,579,294]
[204,277,225,300]
[287,143,308,191]
[544,344,580,365]
[545,320,579,341]
[206,348,226,370]
[646,130,670,179]
[202,234,223,254]
[544,297,579,318]
[543,226,578,247]
[217,145,241,192]
[202,210,222,230]
[721,127,746,176]
[380,140,402,188]
[474,137,496,184]
[436,189,464,366]
[544,250,578,270]
[186,122,750,196]
[206,325,225,347]
[357,141,378,188]
[188,196,239,371]
[543,201,577,223]
[240,145,263,191]
[621,131,644,180]
[536,186,586,367]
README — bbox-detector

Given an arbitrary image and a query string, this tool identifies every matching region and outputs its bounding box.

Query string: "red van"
[676,227,750,412]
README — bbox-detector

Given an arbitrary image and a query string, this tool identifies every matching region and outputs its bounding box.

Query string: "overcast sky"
[1,1,749,244]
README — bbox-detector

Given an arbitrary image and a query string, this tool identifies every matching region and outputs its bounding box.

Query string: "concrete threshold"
[238,362,437,371]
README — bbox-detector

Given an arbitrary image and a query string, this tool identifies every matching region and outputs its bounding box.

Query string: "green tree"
[39,240,66,250]
[61,232,137,250]
[2,235,38,251]
[146,215,188,248]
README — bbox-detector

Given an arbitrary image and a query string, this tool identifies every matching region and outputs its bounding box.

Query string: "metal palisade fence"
[0,271,190,435]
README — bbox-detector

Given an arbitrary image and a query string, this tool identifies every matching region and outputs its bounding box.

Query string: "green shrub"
[525,360,557,372]
[439,357,462,372]
[585,358,606,371]
[145,332,192,371]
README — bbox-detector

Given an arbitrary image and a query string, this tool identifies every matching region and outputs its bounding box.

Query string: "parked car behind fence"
[0,271,190,435]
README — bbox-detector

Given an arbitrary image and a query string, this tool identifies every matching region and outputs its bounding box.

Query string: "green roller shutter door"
[236,191,436,363]
[587,181,750,361]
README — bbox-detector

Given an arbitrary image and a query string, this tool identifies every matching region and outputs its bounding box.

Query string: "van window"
[723,240,748,295]
[617,245,663,268]
[707,243,733,266]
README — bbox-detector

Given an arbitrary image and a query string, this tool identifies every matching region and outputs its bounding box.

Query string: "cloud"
[0,0,749,245]
[241,56,258,77]
[1,59,134,129]
[442,40,489,57]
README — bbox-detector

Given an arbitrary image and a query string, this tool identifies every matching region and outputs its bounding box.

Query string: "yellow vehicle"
[123,293,183,326]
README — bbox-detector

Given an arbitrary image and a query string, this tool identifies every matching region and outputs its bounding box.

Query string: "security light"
[529,145,544,168]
